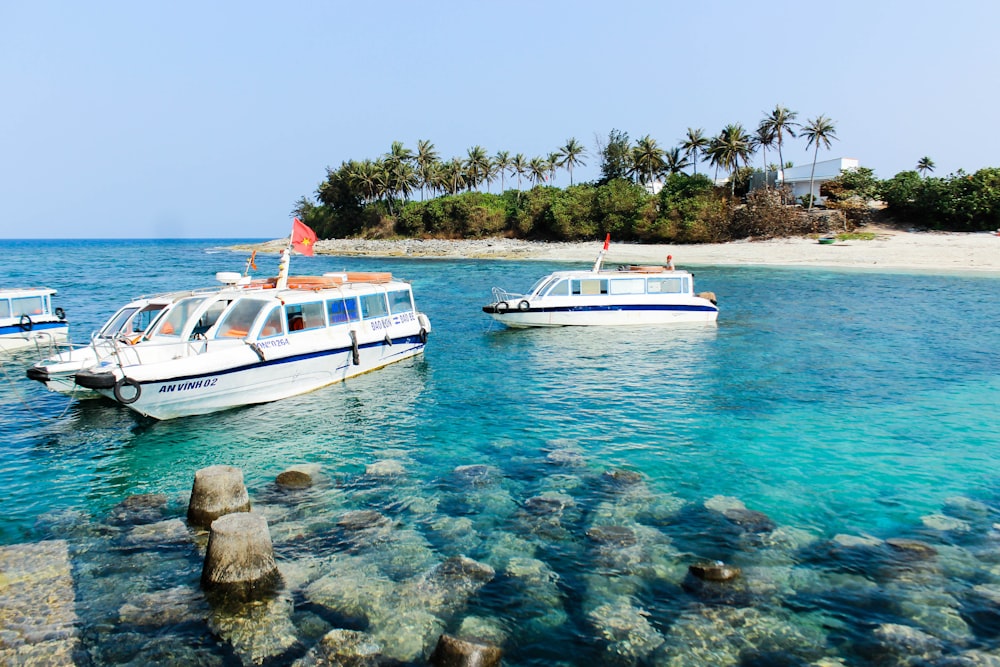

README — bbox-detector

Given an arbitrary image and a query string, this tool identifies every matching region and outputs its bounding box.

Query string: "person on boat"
[666,255,675,271]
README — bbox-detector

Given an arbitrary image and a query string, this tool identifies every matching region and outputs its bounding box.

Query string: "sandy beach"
[238,226,1000,274]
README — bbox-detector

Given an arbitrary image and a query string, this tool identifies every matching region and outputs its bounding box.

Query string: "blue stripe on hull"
[526,304,717,314]
[0,321,68,336]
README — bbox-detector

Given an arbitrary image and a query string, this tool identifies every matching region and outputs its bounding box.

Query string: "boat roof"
[0,287,58,298]
[541,266,695,279]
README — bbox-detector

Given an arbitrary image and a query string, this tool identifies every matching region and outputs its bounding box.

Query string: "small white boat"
[0,288,69,353]
[483,236,718,328]
[73,240,431,420]
[26,294,180,396]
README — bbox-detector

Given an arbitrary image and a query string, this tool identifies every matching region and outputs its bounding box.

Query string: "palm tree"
[440,158,466,195]
[511,153,528,190]
[663,147,690,175]
[708,124,752,196]
[494,151,511,191]
[761,105,798,184]
[464,145,490,191]
[801,115,838,211]
[528,157,548,187]
[415,140,438,200]
[559,138,587,185]
[681,128,709,175]
[753,123,776,178]
[546,152,562,184]
[632,135,665,186]
[916,156,936,177]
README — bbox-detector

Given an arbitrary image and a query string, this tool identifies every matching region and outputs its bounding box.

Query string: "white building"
[779,158,859,204]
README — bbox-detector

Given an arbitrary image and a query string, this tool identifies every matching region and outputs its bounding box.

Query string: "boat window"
[544,280,569,296]
[193,300,231,337]
[286,301,326,332]
[155,297,207,337]
[216,300,269,339]
[131,304,168,334]
[610,278,646,295]
[327,297,359,325]
[647,277,685,294]
[99,306,141,338]
[0,299,8,318]
[258,307,284,338]
[387,290,413,314]
[11,296,45,317]
[360,292,389,319]
[572,279,608,296]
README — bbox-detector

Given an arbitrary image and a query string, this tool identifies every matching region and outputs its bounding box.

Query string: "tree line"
[293,105,1000,243]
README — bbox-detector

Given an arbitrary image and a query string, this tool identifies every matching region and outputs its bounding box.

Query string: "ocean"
[1,238,999,665]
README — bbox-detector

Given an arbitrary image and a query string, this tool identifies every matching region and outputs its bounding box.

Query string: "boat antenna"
[592,233,610,272]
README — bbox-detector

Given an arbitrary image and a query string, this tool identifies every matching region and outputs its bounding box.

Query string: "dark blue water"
[1,239,999,665]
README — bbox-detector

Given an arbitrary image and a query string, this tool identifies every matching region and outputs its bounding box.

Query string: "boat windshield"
[98,306,141,338]
[529,276,557,297]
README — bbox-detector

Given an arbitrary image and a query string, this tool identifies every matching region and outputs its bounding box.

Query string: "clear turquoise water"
[1,239,999,665]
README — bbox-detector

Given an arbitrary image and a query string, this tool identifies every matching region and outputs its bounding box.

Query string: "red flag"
[603,233,610,251]
[291,218,317,256]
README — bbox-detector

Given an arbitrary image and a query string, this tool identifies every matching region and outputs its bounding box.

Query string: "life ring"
[18,314,32,332]
[113,377,142,404]
[419,328,427,344]
[55,307,66,320]
[518,300,530,311]
[495,301,509,314]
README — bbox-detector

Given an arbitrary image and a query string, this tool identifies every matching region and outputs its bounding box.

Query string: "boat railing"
[491,287,523,303]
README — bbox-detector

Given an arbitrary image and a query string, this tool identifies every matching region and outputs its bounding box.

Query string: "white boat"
[26,294,180,396]
[482,236,718,328]
[0,288,69,353]
[73,247,431,420]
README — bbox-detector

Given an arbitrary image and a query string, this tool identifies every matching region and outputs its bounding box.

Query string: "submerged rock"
[587,525,638,548]
[689,561,741,582]
[429,633,502,667]
[587,598,664,663]
[109,493,170,526]
[293,628,381,667]
[723,508,776,533]
[276,469,313,490]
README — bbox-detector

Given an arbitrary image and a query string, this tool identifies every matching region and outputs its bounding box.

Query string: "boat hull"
[0,322,70,353]
[78,335,426,419]
[484,304,718,328]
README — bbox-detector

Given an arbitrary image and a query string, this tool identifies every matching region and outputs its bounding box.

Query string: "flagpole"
[592,233,611,272]
[275,226,294,290]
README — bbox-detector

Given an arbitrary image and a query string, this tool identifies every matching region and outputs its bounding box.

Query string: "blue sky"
[2,1,996,239]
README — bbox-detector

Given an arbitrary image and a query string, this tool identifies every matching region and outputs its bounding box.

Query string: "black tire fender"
[518,300,530,311]
[55,307,66,320]
[113,377,141,404]
[419,328,427,344]
[495,301,509,314]
[19,314,32,332]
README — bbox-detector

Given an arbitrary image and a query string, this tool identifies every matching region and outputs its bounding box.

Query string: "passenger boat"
[26,294,181,396]
[482,235,718,328]
[0,288,69,353]
[73,226,431,419]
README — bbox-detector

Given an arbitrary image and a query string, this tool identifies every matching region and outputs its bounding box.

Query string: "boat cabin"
[527,270,694,300]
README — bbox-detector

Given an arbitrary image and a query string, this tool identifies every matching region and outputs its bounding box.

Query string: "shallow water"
[1,239,999,665]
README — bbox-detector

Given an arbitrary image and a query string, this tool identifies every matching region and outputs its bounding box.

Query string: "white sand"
[241,226,1000,274]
